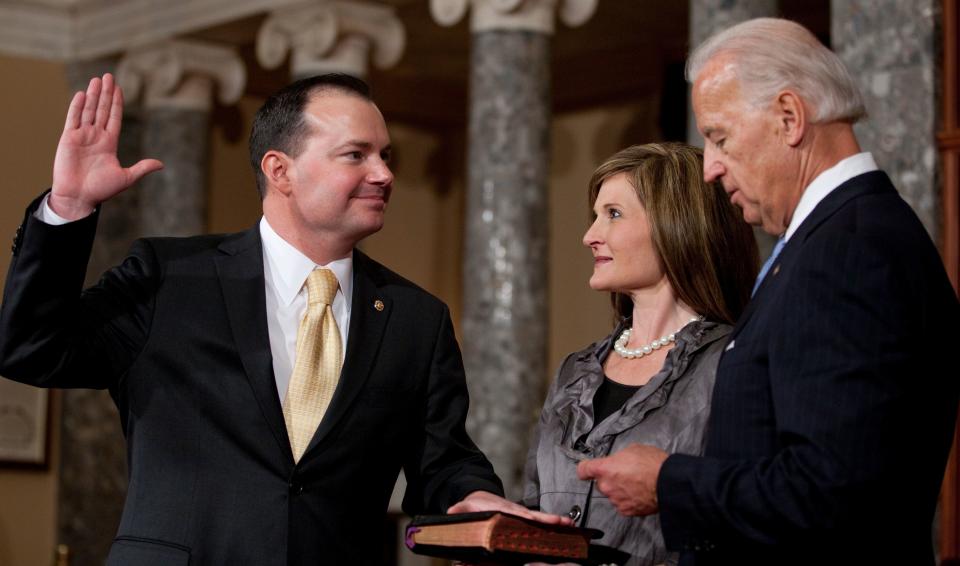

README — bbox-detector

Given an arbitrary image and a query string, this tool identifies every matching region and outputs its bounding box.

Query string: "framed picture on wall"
[0,377,49,467]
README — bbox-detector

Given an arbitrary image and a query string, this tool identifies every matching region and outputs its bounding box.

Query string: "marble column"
[687,0,778,258]
[431,0,597,498]
[832,0,941,240]
[833,2,943,557]
[687,0,777,145]
[688,0,779,58]
[58,58,143,566]
[117,40,245,237]
[257,0,405,80]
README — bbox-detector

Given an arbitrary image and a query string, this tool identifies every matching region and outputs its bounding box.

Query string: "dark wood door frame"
[939,1,960,563]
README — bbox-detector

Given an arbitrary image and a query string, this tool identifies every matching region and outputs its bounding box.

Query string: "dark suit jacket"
[0,194,502,565]
[657,171,959,565]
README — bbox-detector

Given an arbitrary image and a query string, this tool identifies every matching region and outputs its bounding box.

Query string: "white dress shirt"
[35,198,353,402]
[259,217,352,401]
[783,152,879,242]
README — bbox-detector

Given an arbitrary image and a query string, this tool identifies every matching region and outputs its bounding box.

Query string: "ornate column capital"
[116,39,246,110]
[256,0,405,79]
[430,0,597,33]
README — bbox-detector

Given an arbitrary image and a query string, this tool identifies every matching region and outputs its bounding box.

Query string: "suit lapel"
[213,226,293,462]
[730,171,893,341]
[303,249,392,456]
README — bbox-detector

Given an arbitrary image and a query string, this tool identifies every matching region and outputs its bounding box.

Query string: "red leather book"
[404,511,629,565]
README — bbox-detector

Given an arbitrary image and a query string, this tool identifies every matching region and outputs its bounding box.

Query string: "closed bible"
[404,511,629,565]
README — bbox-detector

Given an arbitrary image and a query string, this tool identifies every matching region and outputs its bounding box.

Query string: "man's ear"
[775,90,807,147]
[261,150,293,195]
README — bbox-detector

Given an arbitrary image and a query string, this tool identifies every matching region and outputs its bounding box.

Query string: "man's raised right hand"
[50,73,163,220]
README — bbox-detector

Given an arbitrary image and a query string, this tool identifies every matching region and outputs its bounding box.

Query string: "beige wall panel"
[207,96,266,234]
[363,124,468,328]
[0,54,69,566]
[364,125,444,297]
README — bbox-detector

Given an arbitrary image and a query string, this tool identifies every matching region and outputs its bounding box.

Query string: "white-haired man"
[578,18,959,565]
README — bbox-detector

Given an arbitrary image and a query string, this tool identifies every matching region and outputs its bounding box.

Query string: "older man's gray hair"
[686,17,866,124]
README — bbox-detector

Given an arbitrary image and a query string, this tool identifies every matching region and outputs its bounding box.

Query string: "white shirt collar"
[784,152,879,242]
[258,217,353,308]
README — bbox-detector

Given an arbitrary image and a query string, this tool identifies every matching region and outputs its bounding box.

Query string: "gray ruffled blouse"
[523,319,731,566]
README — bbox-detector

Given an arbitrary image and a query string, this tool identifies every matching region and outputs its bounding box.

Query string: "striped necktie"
[752,237,785,296]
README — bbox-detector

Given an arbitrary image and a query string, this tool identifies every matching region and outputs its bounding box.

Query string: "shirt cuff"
[34,193,86,225]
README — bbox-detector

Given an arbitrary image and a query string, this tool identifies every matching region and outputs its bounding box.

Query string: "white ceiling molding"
[0,0,312,61]
[430,0,597,34]
[256,0,404,79]
[117,39,246,110]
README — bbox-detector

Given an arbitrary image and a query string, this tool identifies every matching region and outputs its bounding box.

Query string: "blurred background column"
[117,40,245,237]
[686,0,777,144]
[431,0,597,498]
[832,1,944,559]
[833,0,941,239]
[257,0,405,81]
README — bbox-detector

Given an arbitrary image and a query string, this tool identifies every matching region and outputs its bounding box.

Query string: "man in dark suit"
[577,18,960,565]
[0,73,563,565]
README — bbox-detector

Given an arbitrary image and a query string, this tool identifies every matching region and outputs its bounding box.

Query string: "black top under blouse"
[592,376,642,424]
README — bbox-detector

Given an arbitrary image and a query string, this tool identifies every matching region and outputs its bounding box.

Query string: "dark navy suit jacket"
[658,171,959,565]
[0,193,502,565]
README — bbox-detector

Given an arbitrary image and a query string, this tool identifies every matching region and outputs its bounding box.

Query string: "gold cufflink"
[374,300,384,311]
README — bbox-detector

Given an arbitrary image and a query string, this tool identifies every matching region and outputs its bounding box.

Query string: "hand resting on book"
[448,490,574,526]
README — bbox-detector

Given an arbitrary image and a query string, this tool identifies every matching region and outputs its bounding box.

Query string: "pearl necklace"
[613,316,704,359]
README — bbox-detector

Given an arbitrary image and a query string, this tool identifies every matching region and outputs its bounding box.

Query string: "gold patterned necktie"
[283,268,343,463]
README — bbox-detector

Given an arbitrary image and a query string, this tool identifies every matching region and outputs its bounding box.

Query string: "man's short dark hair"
[249,73,373,199]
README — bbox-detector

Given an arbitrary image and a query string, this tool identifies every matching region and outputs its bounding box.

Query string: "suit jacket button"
[289,481,303,496]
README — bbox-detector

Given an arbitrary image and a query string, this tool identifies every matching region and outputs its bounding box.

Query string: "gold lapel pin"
[374,300,384,312]
[773,265,780,276]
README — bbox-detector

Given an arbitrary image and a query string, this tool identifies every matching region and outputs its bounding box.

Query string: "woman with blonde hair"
[523,142,758,565]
